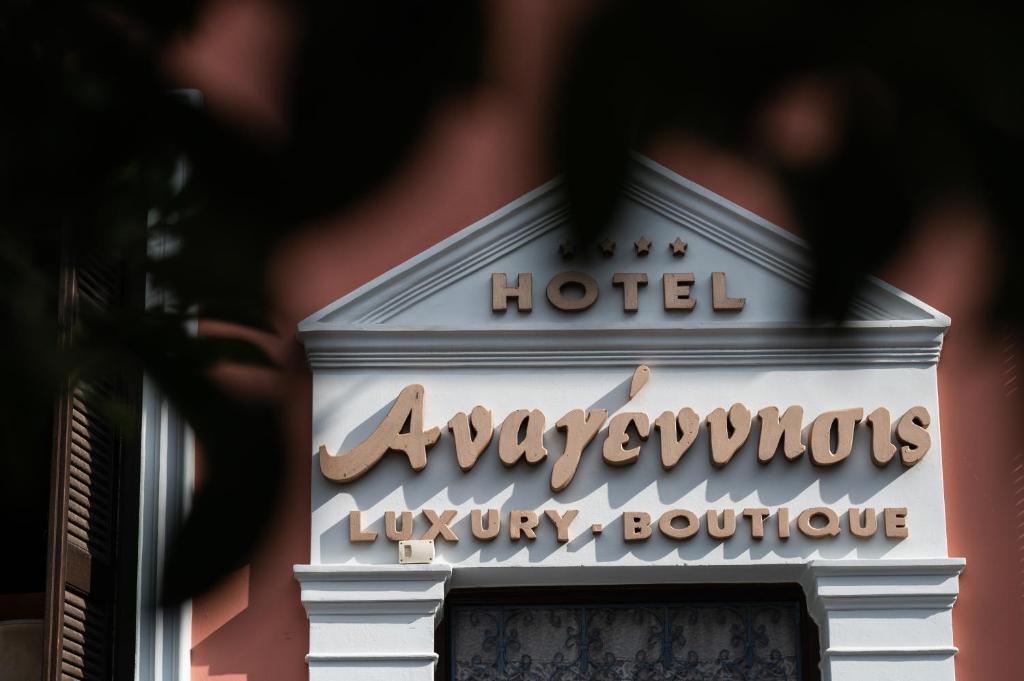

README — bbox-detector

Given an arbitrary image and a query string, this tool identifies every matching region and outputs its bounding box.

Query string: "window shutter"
[43,253,142,681]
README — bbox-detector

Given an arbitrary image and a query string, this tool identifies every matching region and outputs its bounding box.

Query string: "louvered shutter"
[43,254,141,681]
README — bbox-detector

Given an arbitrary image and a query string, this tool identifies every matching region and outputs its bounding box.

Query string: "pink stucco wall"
[180,3,1024,679]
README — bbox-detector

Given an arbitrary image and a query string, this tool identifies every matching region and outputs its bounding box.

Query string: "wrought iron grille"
[450,601,801,681]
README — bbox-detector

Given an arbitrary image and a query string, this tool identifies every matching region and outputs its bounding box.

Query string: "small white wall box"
[398,539,435,564]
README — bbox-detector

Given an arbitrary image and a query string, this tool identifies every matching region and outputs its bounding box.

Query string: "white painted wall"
[310,364,946,566]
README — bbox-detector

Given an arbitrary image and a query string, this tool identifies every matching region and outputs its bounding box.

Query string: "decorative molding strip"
[356,207,567,325]
[624,183,813,290]
[306,653,439,663]
[802,558,965,612]
[623,160,891,321]
[824,646,958,659]
[294,563,453,618]
[294,564,454,582]
[301,324,945,369]
[812,594,960,612]
[298,175,563,329]
[306,347,942,369]
[300,600,445,617]
[804,558,967,576]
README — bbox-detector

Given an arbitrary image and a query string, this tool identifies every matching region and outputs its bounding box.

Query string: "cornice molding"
[302,323,945,369]
[294,564,452,619]
[801,557,965,613]
[824,646,958,659]
[622,167,889,320]
[356,204,568,326]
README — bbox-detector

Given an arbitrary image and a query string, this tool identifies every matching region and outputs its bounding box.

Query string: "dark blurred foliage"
[553,2,1024,322]
[0,0,483,602]
[1,0,1021,604]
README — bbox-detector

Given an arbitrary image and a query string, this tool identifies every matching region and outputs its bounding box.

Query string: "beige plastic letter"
[384,511,413,541]
[603,412,650,466]
[499,409,548,466]
[778,507,791,539]
[757,406,805,463]
[706,509,737,539]
[707,404,752,468]
[743,508,770,540]
[319,384,441,483]
[659,509,700,539]
[448,406,494,472]
[613,273,648,312]
[629,365,651,399]
[551,408,607,492]
[544,509,579,543]
[797,507,841,538]
[471,508,500,541]
[896,406,931,466]
[809,408,863,467]
[422,509,459,542]
[663,273,696,310]
[884,507,909,538]
[491,273,532,312]
[349,511,377,543]
[547,272,599,311]
[623,511,653,541]
[848,507,878,539]
[711,272,745,311]
[509,510,539,540]
[865,407,897,467]
[655,408,700,469]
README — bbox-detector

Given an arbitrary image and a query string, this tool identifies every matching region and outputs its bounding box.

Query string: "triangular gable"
[299,156,948,368]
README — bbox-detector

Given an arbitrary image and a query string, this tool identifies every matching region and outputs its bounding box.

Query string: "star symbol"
[634,236,651,256]
[599,238,616,256]
[559,240,575,259]
[670,238,688,256]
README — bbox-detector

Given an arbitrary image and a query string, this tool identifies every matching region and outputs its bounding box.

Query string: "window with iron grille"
[440,585,818,681]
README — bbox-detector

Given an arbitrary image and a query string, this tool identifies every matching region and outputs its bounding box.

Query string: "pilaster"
[802,558,966,681]
[294,564,452,681]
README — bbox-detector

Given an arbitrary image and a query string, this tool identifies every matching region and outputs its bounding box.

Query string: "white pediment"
[299,156,948,368]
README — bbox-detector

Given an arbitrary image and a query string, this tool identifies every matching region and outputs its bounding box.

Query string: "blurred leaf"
[75,307,284,604]
[552,1,1024,321]
[161,395,283,605]
[6,0,1023,606]
[0,0,488,601]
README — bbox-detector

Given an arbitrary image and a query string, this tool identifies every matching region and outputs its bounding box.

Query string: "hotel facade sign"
[295,157,963,681]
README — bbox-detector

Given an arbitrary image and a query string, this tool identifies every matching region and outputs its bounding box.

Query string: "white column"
[294,564,452,681]
[135,378,194,681]
[802,558,965,681]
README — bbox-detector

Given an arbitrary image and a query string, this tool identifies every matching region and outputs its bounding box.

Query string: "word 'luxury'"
[346,507,910,544]
[318,384,932,490]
